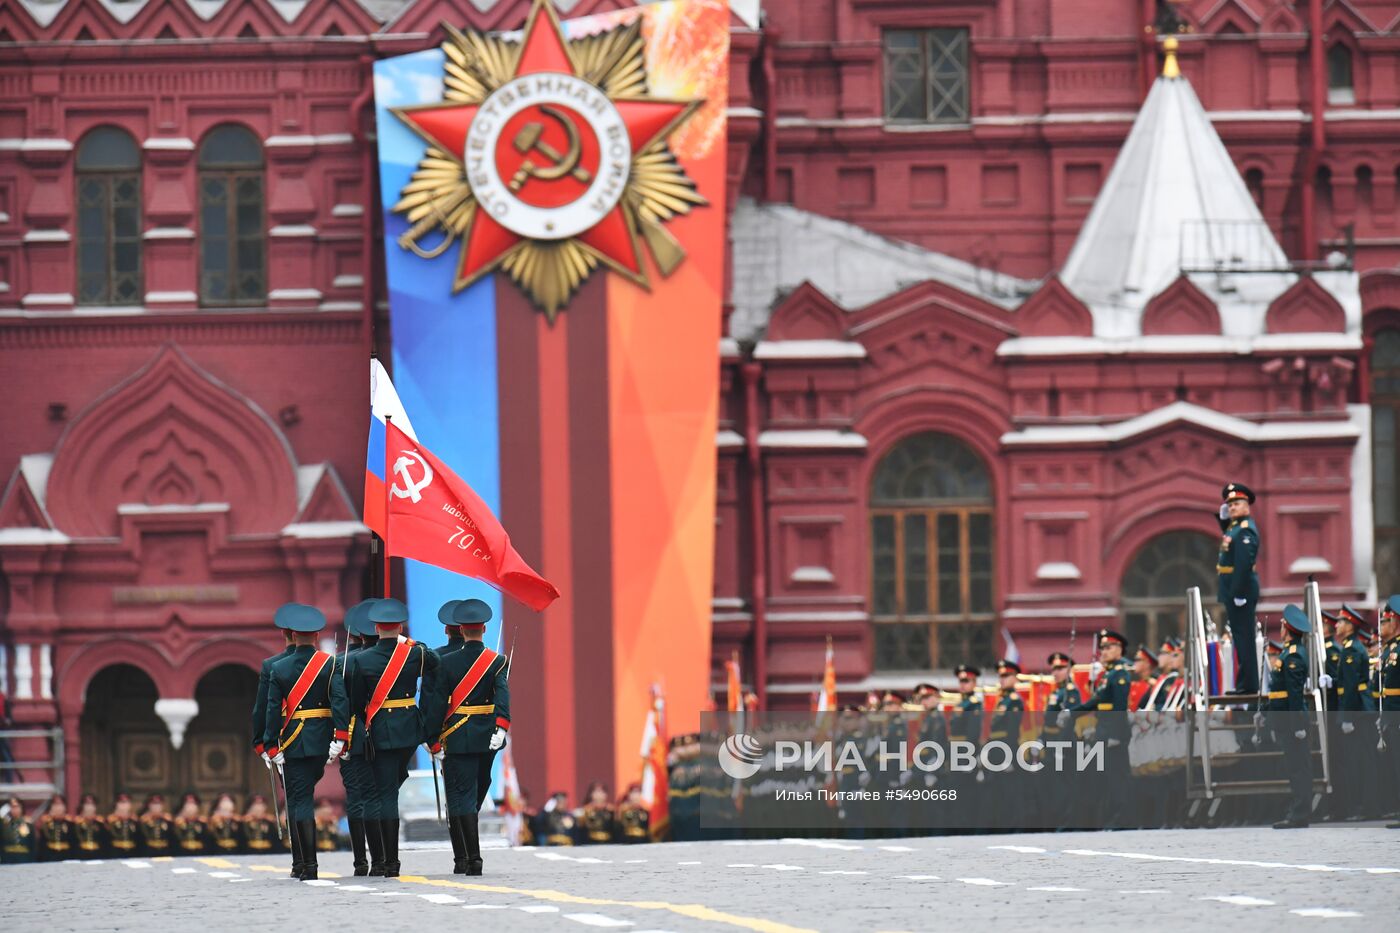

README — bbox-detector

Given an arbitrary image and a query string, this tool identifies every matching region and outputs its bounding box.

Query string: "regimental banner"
[373,0,727,795]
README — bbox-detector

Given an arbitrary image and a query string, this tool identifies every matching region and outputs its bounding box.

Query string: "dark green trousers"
[443,752,493,817]
[341,756,373,820]
[284,757,326,822]
[368,747,413,819]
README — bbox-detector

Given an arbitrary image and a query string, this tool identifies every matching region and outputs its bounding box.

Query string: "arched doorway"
[1372,327,1400,596]
[188,664,260,804]
[1119,531,1219,650]
[79,665,166,805]
[869,431,995,671]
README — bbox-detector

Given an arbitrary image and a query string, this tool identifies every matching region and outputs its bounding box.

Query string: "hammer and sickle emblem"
[509,104,593,192]
[389,450,435,503]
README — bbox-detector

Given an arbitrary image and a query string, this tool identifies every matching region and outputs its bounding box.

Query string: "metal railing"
[0,726,64,801]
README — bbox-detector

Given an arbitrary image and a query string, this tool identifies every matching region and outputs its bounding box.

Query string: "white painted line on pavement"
[518,905,561,913]
[878,845,916,852]
[760,864,804,871]
[171,867,198,874]
[623,859,647,863]
[373,891,413,896]
[563,914,634,927]
[677,861,702,865]
[1291,908,1363,918]
[338,885,376,892]
[1063,848,1398,875]
[534,851,612,864]
[227,879,252,883]
[208,871,240,878]
[957,878,1010,887]
[122,860,151,869]
[818,870,868,875]
[726,863,756,868]
[1119,889,1169,895]
[780,839,863,851]
[301,879,336,887]
[899,874,940,880]
[419,894,462,904]
[1200,896,1274,907]
[989,845,1046,854]
[462,905,508,910]
[1028,886,1087,892]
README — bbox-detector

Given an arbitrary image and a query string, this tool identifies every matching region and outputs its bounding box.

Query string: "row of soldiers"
[251,595,509,882]
[519,783,652,846]
[0,792,351,863]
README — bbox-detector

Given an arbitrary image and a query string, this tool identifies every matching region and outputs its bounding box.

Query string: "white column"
[13,644,33,700]
[0,644,8,695]
[39,644,52,700]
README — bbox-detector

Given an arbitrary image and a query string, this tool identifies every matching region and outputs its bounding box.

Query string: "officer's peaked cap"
[345,599,381,637]
[285,604,327,633]
[453,598,493,626]
[437,599,464,627]
[1281,603,1310,634]
[369,598,410,625]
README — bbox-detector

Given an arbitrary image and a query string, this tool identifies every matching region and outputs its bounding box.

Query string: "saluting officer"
[1268,604,1313,829]
[265,604,350,880]
[340,598,383,876]
[423,598,508,875]
[1216,483,1262,695]
[1,796,35,864]
[346,598,440,877]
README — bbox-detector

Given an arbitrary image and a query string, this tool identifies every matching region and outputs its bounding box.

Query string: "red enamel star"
[392,0,698,293]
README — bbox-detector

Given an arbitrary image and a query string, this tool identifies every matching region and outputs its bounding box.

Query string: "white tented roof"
[1059,62,1357,339]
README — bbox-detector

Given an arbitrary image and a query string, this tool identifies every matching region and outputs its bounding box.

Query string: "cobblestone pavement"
[3,826,1397,932]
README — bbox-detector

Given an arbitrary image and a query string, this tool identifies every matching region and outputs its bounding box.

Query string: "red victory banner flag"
[384,420,559,611]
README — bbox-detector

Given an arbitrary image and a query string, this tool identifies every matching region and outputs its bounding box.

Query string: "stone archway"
[186,663,260,804]
[79,664,166,805]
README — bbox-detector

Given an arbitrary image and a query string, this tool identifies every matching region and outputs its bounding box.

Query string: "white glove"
[260,752,273,770]
[1219,503,1230,521]
[1318,674,1333,689]
[1252,712,1265,729]
[327,740,345,763]
[272,750,285,767]
[489,727,507,751]
[1106,738,1121,748]
[1056,709,1071,728]
[1293,730,1307,740]
[432,746,445,763]
[1233,598,1247,607]
[1341,721,1355,735]
[1089,661,1103,682]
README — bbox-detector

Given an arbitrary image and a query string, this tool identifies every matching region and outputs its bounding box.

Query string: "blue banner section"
[373,50,504,651]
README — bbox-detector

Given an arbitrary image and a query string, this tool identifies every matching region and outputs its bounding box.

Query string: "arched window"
[1119,531,1219,651]
[76,127,142,305]
[1327,44,1355,105]
[198,125,265,306]
[870,432,994,671]
[1373,328,1400,596]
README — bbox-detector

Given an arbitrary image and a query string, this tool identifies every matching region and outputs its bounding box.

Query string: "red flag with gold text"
[385,420,559,611]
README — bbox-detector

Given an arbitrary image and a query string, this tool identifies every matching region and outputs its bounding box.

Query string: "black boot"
[448,815,468,874]
[463,813,482,876]
[366,818,385,876]
[297,820,319,880]
[286,817,303,879]
[349,818,368,877]
[381,819,401,877]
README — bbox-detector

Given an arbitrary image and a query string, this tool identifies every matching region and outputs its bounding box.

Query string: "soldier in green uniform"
[989,660,1025,829]
[1377,596,1400,828]
[253,603,297,873]
[912,683,948,799]
[241,795,280,854]
[578,782,617,845]
[436,599,466,657]
[104,793,138,858]
[616,783,650,842]
[314,798,340,853]
[339,598,382,876]
[346,597,440,877]
[138,794,172,855]
[424,598,509,875]
[949,665,983,828]
[1042,652,1082,828]
[1329,605,1375,819]
[36,794,75,861]
[174,792,208,856]
[266,604,350,881]
[1,796,35,864]
[1268,604,1313,829]
[1065,629,1133,828]
[207,793,243,855]
[1322,611,1343,712]
[73,794,104,859]
[1216,483,1261,695]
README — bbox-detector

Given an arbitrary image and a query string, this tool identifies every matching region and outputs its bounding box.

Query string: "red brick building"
[1,0,1398,799]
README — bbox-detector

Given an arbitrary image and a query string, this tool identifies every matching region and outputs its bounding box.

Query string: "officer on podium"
[424,598,509,876]
[1217,483,1262,695]
[346,597,439,877]
[265,603,349,880]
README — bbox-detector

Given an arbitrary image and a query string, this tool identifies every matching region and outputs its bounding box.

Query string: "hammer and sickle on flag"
[390,449,434,503]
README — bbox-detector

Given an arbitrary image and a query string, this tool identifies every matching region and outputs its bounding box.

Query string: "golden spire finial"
[1162,36,1180,79]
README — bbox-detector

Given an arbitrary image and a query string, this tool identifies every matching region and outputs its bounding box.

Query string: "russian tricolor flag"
[364,358,418,538]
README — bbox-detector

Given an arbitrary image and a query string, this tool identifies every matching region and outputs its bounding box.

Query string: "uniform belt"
[1385,688,1400,697]
[1097,703,1113,710]
[453,703,495,715]
[291,708,332,720]
[381,698,417,710]
[1216,565,1232,573]
[1268,691,1287,699]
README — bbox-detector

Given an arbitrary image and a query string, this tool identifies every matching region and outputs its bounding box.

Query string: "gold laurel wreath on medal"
[391,15,706,317]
